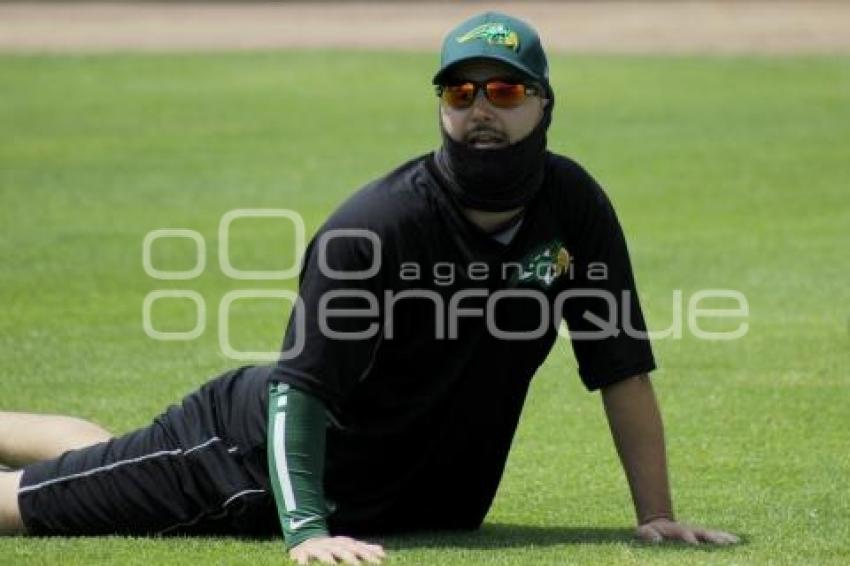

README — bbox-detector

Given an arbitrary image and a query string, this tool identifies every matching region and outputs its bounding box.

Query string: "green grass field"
[1,51,848,564]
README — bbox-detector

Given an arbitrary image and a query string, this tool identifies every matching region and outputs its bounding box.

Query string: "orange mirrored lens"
[442,83,476,109]
[485,82,527,108]
[440,81,528,109]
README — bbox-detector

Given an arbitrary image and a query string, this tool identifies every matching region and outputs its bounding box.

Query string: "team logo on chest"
[512,240,571,289]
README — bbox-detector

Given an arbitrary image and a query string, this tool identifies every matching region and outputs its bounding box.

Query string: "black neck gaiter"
[434,96,553,212]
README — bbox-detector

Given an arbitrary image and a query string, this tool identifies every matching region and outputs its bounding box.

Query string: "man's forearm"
[601,374,674,524]
[267,383,330,549]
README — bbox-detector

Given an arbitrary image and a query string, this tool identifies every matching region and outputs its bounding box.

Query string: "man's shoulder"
[321,153,435,234]
[541,152,626,243]
[543,151,609,207]
[545,152,599,188]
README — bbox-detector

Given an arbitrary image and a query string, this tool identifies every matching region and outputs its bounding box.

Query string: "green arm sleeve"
[267,382,330,549]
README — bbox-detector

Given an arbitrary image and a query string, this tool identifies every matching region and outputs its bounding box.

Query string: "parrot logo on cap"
[456,23,520,51]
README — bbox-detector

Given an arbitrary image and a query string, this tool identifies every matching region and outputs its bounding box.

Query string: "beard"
[433,98,553,212]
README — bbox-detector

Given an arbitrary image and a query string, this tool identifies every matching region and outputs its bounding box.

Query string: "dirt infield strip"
[1,1,849,54]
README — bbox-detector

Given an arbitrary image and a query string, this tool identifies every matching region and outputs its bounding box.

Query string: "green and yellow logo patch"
[456,23,520,51]
[513,240,571,289]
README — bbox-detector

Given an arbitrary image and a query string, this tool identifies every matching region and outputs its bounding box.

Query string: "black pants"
[18,365,491,537]
[18,366,280,536]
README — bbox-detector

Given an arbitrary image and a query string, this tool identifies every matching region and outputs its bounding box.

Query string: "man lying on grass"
[0,12,738,565]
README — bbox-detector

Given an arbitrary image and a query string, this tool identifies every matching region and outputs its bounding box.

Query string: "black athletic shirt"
[267,151,656,532]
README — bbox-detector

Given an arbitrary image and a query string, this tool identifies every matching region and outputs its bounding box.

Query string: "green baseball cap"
[432,11,549,86]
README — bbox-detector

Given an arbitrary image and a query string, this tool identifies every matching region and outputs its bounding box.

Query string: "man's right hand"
[289,536,386,565]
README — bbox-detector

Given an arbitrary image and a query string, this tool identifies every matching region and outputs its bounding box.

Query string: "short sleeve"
[558,164,656,390]
[271,224,384,409]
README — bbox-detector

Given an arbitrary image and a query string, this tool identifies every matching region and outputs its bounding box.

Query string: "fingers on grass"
[341,539,384,564]
[706,530,740,545]
[680,529,700,545]
[636,525,663,543]
[364,543,386,557]
[348,540,385,562]
[339,538,383,552]
[353,547,384,564]
[312,549,338,564]
[331,547,362,565]
[684,526,737,545]
[336,542,372,565]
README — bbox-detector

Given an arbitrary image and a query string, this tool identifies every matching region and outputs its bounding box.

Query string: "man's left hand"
[636,517,740,545]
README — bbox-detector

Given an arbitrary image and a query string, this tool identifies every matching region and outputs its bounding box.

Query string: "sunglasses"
[435,80,541,110]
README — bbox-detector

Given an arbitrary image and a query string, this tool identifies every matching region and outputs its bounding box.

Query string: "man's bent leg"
[0,412,113,468]
[14,366,271,537]
[6,366,272,536]
[16,419,207,536]
[0,471,25,535]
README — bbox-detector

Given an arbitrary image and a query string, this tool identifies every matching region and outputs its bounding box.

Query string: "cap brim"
[432,55,541,85]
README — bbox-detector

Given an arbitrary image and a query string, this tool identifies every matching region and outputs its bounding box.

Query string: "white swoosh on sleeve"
[290,516,322,531]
